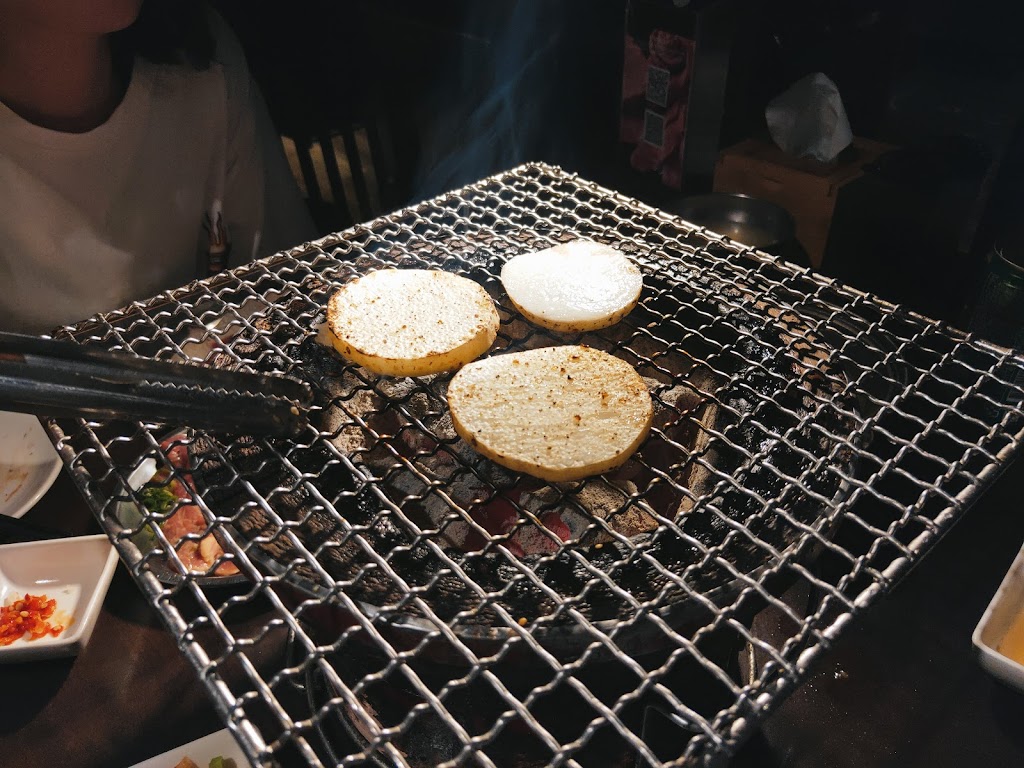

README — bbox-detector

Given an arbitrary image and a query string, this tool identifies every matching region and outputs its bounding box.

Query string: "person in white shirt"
[0,0,316,333]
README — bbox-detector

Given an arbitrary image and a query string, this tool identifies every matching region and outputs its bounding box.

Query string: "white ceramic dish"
[973,541,1024,691]
[0,534,118,662]
[0,411,62,519]
[126,728,252,768]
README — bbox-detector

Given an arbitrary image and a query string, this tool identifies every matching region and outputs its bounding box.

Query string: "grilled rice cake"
[326,268,499,376]
[500,239,643,333]
[447,345,653,482]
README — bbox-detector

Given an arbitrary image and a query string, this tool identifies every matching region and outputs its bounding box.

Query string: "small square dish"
[973,541,1024,691]
[127,728,252,768]
[0,534,118,662]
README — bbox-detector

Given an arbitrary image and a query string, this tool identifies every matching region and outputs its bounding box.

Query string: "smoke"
[411,2,592,201]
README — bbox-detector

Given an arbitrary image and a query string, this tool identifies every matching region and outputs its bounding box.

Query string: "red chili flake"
[0,593,65,646]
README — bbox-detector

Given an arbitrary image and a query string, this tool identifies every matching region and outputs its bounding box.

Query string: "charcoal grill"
[44,163,1024,767]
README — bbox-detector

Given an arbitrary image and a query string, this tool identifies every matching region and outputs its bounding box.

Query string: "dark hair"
[111,0,215,70]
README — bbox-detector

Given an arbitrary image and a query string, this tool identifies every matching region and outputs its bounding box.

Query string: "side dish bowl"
[973,541,1024,692]
[0,534,118,662]
[114,434,246,588]
[126,728,252,768]
[0,410,62,519]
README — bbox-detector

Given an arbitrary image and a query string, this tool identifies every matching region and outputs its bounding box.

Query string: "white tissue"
[766,73,853,163]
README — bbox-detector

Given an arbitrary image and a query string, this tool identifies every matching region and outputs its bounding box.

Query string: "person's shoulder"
[206,8,253,94]
[140,9,247,103]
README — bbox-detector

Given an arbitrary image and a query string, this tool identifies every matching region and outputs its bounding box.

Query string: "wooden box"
[713,137,892,268]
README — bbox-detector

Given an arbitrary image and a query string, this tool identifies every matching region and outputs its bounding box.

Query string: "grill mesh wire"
[46,164,1024,767]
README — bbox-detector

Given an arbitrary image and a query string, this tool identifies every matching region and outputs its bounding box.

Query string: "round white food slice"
[500,240,643,333]
[327,269,499,376]
[448,345,653,482]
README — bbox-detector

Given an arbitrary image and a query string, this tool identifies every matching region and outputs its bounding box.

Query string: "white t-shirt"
[0,20,315,333]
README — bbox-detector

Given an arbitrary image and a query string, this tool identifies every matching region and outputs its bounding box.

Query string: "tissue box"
[713,137,892,267]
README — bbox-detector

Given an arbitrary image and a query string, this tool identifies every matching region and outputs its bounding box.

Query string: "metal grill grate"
[47,164,1024,767]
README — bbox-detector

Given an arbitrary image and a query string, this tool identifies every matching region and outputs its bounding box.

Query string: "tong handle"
[0,331,312,437]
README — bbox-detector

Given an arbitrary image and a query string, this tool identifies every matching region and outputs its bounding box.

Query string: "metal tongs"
[0,331,312,437]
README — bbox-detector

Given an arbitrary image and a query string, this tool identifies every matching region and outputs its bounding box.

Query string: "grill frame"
[43,163,1024,767]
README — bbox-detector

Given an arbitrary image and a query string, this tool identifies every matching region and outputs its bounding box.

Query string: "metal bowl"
[669,193,797,250]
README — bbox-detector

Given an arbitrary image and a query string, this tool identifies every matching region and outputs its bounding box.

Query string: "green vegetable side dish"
[132,482,177,552]
[140,484,177,515]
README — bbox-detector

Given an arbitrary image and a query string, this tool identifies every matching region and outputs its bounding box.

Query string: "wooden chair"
[281,116,405,234]
[213,0,417,234]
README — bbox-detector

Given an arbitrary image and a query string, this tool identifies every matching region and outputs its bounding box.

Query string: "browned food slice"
[326,269,499,376]
[447,345,654,482]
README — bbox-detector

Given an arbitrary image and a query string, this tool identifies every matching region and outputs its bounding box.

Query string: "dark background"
[214,0,1024,327]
